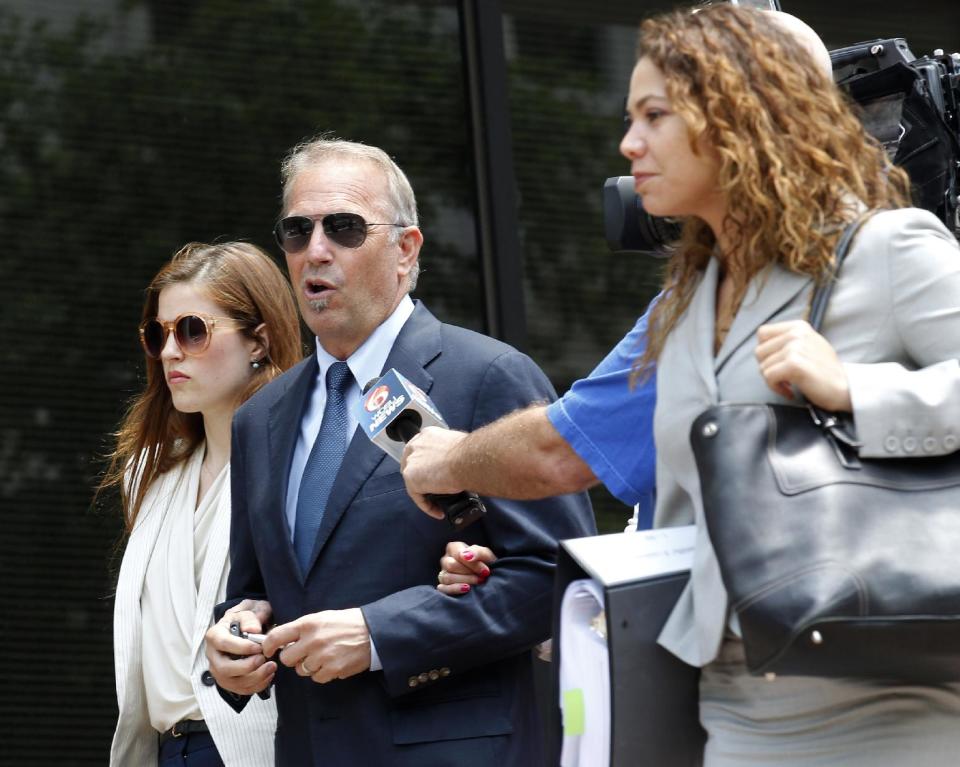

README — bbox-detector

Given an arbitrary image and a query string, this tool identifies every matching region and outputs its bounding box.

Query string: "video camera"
[605,38,960,254]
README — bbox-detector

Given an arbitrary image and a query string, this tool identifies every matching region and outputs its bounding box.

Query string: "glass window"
[0,1,476,761]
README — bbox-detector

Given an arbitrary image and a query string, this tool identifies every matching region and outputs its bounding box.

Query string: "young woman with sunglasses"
[100,241,302,767]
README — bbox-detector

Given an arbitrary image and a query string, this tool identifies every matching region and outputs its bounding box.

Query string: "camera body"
[833,39,960,236]
[606,38,960,254]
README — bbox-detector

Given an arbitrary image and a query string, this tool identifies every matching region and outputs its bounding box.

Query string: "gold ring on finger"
[299,660,314,675]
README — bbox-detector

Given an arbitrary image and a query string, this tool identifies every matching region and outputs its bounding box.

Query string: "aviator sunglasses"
[273,212,406,253]
[139,313,242,359]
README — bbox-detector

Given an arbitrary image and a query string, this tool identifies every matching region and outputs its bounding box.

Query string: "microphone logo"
[364,385,390,411]
[368,394,407,431]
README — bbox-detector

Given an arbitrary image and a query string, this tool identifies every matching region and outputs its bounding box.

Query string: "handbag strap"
[803,210,879,455]
[808,211,876,332]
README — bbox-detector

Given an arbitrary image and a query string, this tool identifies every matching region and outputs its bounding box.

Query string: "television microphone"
[358,369,486,529]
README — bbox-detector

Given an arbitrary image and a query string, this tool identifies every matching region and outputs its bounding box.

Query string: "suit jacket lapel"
[118,480,172,609]
[682,258,722,401]
[715,263,813,374]
[268,356,319,580]
[302,303,441,572]
[113,468,178,711]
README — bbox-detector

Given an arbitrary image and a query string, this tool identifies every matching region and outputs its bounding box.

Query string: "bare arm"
[401,404,597,517]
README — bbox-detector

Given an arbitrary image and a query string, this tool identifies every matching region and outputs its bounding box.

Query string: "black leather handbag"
[689,217,960,681]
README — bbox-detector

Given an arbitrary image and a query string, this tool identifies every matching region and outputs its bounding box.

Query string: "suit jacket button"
[902,437,917,453]
[418,672,430,684]
[944,434,958,451]
[440,667,451,677]
[883,436,899,453]
[429,669,440,681]
[408,676,419,688]
[923,437,938,453]
[201,670,215,687]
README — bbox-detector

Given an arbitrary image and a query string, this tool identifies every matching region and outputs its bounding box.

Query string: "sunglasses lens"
[176,315,210,353]
[274,216,314,253]
[323,212,367,248]
[141,320,165,358]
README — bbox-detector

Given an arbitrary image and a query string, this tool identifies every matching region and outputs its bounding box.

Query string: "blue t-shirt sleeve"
[546,308,657,511]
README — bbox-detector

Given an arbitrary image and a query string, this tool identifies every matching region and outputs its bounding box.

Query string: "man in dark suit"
[204,137,596,766]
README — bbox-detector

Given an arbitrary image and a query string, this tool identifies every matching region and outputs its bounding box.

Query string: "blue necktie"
[294,361,352,572]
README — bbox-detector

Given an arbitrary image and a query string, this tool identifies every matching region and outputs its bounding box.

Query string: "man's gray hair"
[279,136,421,290]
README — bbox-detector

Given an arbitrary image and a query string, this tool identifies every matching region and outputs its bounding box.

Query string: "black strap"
[808,211,876,331]
[803,210,880,452]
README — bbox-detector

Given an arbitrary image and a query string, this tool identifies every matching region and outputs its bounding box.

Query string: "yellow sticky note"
[563,689,586,736]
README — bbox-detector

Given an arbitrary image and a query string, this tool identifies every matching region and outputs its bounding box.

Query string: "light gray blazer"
[654,208,960,667]
[111,459,276,766]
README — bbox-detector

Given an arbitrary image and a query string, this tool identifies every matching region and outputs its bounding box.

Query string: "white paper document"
[562,525,695,586]
[560,578,610,767]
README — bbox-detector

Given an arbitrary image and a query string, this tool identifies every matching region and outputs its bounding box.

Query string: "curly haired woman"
[623,5,960,764]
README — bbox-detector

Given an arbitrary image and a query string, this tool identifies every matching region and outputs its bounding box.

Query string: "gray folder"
[551,533,705,766]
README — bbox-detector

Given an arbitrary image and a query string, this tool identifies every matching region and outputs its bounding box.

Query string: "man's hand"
[756,320,852,412]
[262,608,371,685]
[205,599,276,696]
[400,427,469,518]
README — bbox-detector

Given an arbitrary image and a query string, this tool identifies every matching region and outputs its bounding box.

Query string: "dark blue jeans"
[158,730,225,767]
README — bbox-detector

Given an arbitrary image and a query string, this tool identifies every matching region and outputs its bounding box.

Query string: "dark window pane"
[0,1,477,762]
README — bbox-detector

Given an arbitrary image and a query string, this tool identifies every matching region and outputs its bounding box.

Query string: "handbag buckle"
[807,405,862,469]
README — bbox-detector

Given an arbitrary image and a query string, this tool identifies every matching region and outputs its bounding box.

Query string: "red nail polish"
[460,584,470,593]
[479,566,490,577]
[462,551,475,561]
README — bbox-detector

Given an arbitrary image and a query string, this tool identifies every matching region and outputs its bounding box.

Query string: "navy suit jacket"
[220,302,596,766]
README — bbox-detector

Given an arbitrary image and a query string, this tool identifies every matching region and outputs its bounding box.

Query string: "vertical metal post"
[459,0,528,350]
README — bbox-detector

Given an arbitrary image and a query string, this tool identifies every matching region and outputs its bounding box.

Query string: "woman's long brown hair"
[98,242,303,533]
[632,4,911,378]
